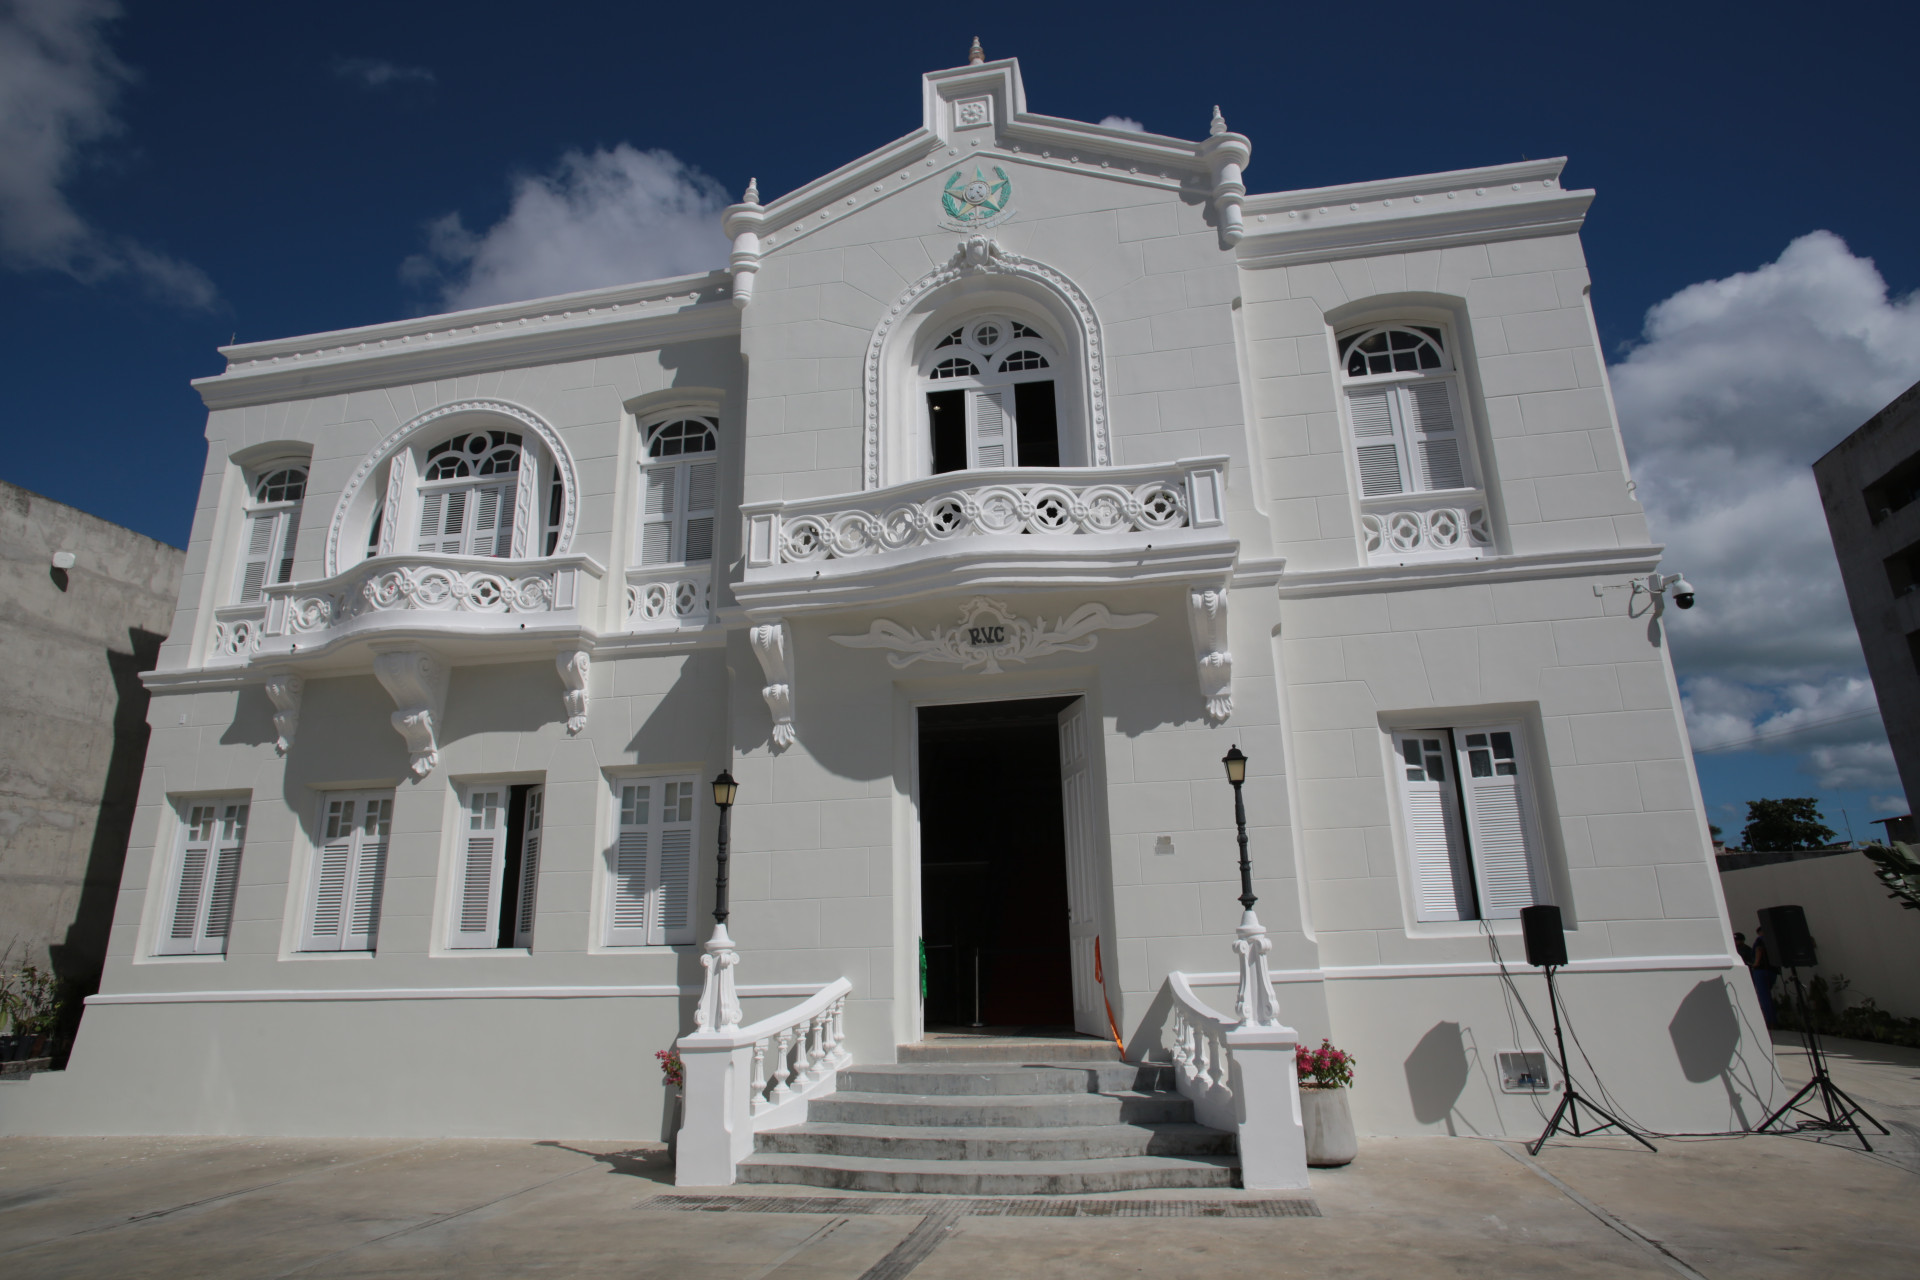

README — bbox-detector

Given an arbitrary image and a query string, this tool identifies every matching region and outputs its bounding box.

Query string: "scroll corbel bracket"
[556,648,590,735]
[1188,585,1234,725]
[372,648,450,779]
[749,620,795,750]
[263,674,303,755]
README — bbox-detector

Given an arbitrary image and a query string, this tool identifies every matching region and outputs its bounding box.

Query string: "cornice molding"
[1274,545,1664,600]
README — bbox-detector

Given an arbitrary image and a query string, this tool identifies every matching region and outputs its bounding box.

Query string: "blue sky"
[5,0,1919,838]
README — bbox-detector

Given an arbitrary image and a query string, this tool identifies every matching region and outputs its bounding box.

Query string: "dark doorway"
[918,696,1077,1030]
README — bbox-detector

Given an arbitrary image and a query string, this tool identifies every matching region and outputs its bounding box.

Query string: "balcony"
[200,554,607,667]
[1359,491,1492,566]
[735,458,1237,612]
[626,564,713,630]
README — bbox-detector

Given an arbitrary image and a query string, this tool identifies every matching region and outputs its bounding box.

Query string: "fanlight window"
[234,464,307,603]
[638,417,718,567]
[920,316,1060,473]
[1337,325,1471,498]
[417,431,522,557]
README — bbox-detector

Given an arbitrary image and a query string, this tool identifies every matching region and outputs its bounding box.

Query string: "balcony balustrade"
[1359,491,1492,565]
[625,564,713,630]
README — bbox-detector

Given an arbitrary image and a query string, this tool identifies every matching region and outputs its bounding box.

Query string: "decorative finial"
[1210,105,1227,136]
[743,177,759,205]
[968,36,984,65]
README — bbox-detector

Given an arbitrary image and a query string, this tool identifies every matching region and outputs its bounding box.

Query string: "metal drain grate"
[648,1194,1320,1218]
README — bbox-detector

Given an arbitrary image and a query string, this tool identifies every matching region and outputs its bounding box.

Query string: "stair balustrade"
[673,977,852,1186]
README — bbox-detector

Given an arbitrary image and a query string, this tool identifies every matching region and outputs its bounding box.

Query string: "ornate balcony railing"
[1359,491,1492,564]
[206,604,269,667]
[743,458,1229,571]
[625,564,713,630]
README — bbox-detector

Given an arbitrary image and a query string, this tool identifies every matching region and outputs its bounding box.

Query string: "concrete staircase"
[736,1036,1238,1194]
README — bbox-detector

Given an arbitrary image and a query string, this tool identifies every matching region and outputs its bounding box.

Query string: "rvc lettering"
[967,625,1006,646]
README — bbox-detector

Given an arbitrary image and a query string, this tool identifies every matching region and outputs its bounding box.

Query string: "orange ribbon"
[1093,936,1125,1055]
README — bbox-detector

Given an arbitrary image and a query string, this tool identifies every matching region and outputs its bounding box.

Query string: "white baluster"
[749,1038,769,1114]
[833,996,851,1066]
[770,1027,795,1104]
[801,1013,825,1087]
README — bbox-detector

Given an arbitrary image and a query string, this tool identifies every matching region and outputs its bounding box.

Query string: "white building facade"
[3,57,1775,1154]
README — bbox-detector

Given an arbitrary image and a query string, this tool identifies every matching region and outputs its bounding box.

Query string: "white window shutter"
[608,782,653,946]
[513,785,544,948]
[200,803,248,953]
[159,805,215,955]
[683,461,716,564]
[342,797,391,952]
[1397,733,1476,922]
[450,788,504,948]
[303,797,358,951]
[1457,727,1541,920]
[470,482,513,558]
[1347,387,1405,497]
[972,389,1008,469]
[236,512,279,603]
[1405,381,1466,492]
[417,489,465,554]
[656,780,696,945]
[275,504,302,585]
[640,467,677,565]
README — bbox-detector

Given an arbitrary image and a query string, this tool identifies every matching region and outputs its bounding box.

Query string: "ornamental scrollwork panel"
[832,596,1155,676]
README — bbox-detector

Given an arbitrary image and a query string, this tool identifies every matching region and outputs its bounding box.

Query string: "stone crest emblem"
[831,596,1153,675]
[939,165,1013,230]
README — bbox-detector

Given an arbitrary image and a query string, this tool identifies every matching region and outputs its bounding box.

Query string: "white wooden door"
[1057,699,1106,1037]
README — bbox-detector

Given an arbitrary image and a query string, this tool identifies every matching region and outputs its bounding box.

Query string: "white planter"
[1301,1085,1357,1167]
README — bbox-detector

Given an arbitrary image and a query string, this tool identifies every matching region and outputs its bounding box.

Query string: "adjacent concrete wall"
[1720,850,1920,1020]
[0,480,182,986]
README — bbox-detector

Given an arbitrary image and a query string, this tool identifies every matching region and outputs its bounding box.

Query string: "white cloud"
[0,0,214,306]
[1610,231,1920,788]
[405,144,730,311]
[1098,115,1145,133]
[334,57,434,87]
[1870,795,1909,814]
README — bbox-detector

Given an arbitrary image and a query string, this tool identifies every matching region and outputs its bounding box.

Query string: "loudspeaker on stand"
[1521,904,1567,969]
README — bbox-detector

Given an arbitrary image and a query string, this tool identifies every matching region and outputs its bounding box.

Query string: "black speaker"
[1758,904,1818,969]
[1520,904,1567,968]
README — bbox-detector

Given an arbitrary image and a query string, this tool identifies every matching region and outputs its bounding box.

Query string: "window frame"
[156,796,249,957]
[917,316,1063,474]
[603,773,700,948]
[635,415,720,569]
[1389,720,1552,925]
[232,465,307,604]
[1336,323,1478,501]
[446,781,546,951]
[299,790,394,953]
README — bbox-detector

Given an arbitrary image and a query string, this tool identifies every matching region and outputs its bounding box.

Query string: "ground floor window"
[1393,723,1549,922]
[605,776,697,947]
[300,791,393,952]
[449,783,545,950]
[157,797,248,956]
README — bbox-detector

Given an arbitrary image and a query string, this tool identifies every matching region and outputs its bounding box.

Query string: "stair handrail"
[673,976,853,1186]
[1160,965,1310,1191]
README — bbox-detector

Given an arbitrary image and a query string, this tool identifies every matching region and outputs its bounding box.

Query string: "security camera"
[1671,576,1695,610]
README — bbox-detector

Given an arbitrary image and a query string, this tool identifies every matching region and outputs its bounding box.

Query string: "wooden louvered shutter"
[1457,727,1542,920]
[1348,386,1405,497]
[972,389,1008,469]
[469,482,513,558]
[607,782,653,946]
[683,461,716,564]
[451,788,504,947]
[1397,733,1476,923]
[655,779,696,945]
[513,785,544,948]
[303,796,357,951]
[275,504,302,585]
[640,467,677,565]
[236,511,279,603]
[159,804,216,955]
[417,489,468,554]
[342,796,391,951]
[1405,381,1466,492]
[200,802,248,953]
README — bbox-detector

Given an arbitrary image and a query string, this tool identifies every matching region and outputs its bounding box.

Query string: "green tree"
[1741,798,1836,852]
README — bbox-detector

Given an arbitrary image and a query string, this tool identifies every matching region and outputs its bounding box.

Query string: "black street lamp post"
[710,769,738,925]
[1222,745,1256,912]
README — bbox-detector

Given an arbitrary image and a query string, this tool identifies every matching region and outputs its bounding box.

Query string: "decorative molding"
[953,95,992,129]
[832,596,1153,675]
[285,561,570,632]
[728,180,762,309]
[207,605,268,667]
[1274,545,1665,601]
[695,924,744,1033]
[1232,909,1283,1029]
[750,620,795,750]
[1361,500,1491,562]
[89,982,837,1005]
[263,674,303,754]
[371,649,450,780]
[556,649,589,735]
[862,235,1109,490]
[625,567,712,629]
[1195,110,1250,247]
[324,399,581,578]
[1187,584,1233,725]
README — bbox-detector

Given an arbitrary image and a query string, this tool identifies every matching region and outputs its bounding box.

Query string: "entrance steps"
[736,1037,1238,1194]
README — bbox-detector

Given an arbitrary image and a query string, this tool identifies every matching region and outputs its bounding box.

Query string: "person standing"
[1734,931,1754,967]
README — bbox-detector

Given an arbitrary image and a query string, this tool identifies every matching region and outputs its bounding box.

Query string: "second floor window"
[638,417,718,567]
[923,317,1060,474]
[235,467,306,603]
[416,431,522,557]
[1339,325,1473,499]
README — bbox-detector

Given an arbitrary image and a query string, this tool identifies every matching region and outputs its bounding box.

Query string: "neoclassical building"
[3,53,1773,1174]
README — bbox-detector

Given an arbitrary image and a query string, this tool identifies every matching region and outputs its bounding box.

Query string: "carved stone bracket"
[556,649,589,735]
[263,674,303,755]
[371,648,450,779]
[750,620,795,750]
[833,596,1154,675]
[1188,585,1233,725]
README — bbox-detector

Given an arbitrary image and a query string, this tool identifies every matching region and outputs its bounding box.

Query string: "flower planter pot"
[666,1093,683,1165]
[1301,1084,1357,1167]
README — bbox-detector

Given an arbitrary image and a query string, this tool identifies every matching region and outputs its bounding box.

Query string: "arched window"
[235,465,307,603]
[415,431,522,557]
[1337,325,1472,497]
[919,316,1060,474]
[637,417,718,566]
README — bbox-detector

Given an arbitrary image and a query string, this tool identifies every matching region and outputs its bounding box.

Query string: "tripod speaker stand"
[1520,906,1657,1156]
[1755,905,1888,1150]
